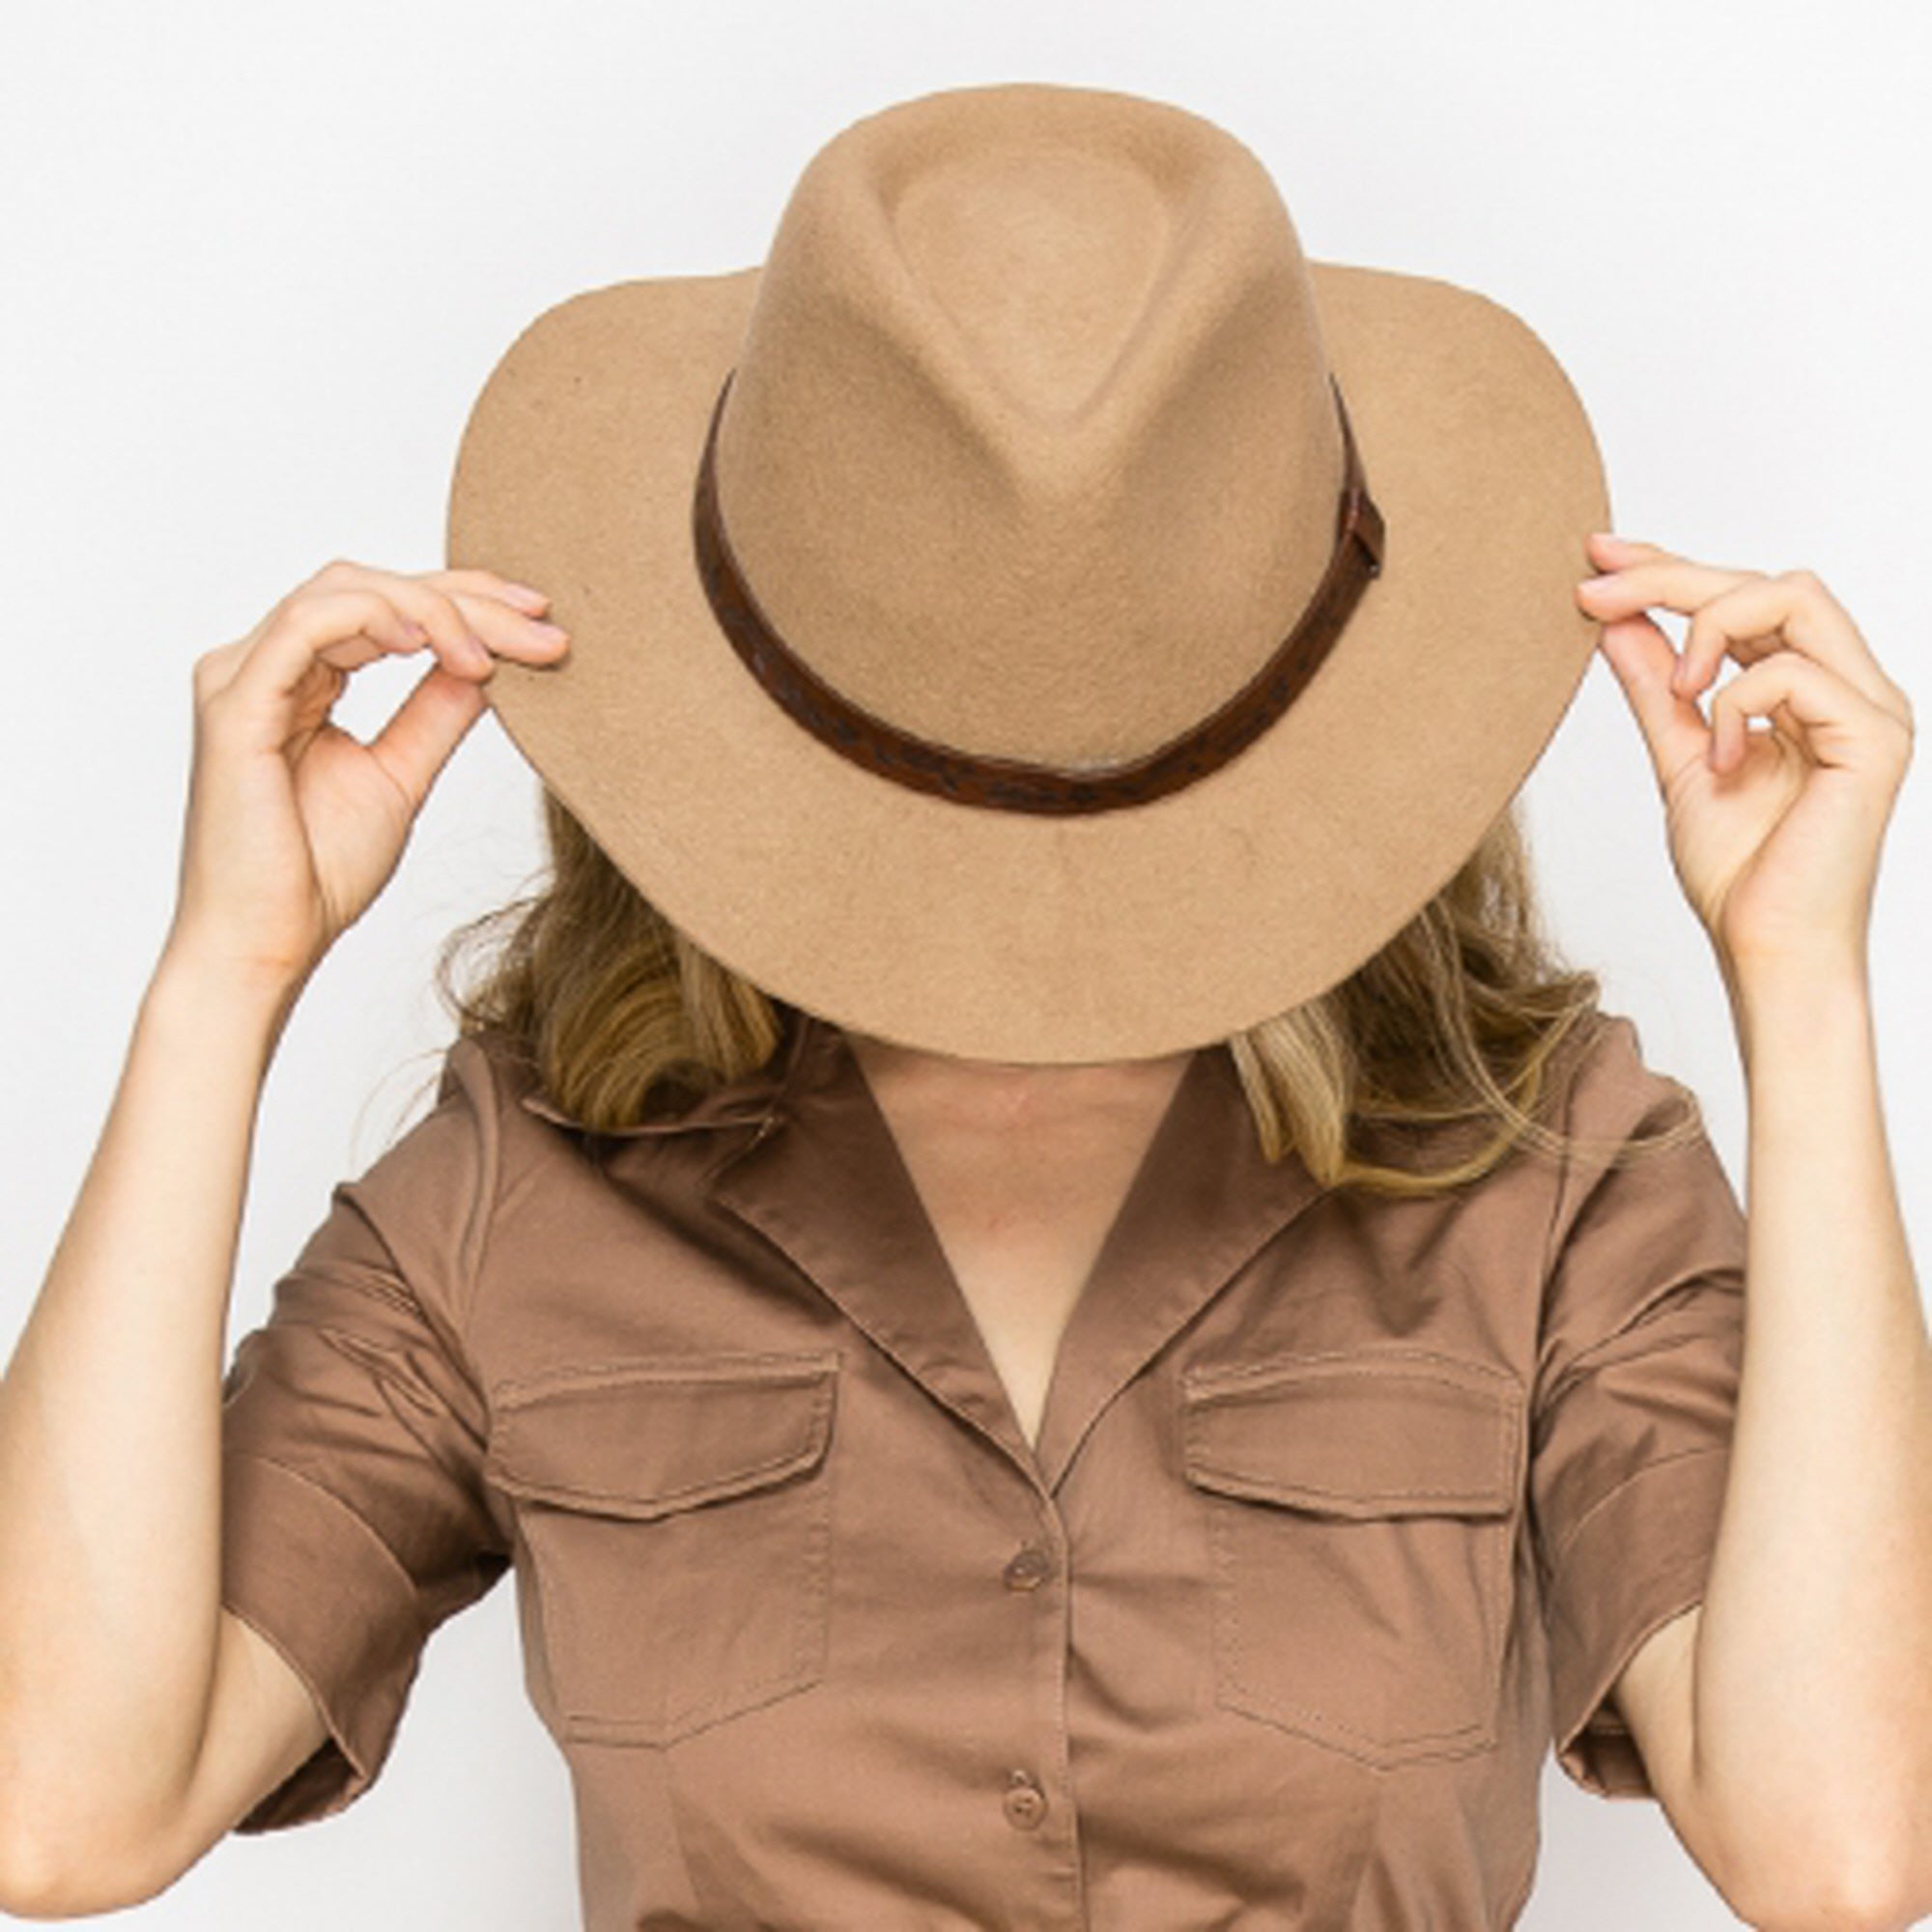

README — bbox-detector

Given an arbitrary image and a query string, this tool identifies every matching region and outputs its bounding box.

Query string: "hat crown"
[712,82,1350,771]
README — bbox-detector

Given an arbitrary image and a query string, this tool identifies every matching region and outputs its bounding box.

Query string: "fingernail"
[503,581,550,611]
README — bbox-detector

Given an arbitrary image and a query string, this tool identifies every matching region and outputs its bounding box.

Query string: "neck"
[838,1024,1197,1113]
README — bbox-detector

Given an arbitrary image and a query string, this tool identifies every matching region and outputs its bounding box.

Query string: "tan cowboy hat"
[444,79,1608,1065]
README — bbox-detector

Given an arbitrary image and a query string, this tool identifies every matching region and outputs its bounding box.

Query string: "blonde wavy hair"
[425,789,1706,1198]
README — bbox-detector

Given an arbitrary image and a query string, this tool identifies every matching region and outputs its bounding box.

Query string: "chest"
[469,1035,1576,1928]
[872,1099,1172,1451]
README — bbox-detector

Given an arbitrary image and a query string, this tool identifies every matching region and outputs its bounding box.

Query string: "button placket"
[992,1513,1066,1854]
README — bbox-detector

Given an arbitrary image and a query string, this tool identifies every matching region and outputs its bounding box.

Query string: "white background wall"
[3,2,1925,1925]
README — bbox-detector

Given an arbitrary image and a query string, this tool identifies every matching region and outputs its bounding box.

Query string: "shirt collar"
[512,1009,1332,1495]
[704,1011,1332,1496]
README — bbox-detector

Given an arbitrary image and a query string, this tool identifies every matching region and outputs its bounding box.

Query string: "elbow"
[1725,1845,1930,1932]
[1699,1750,1929,1932]
[0,1716,209,1917]
[0,1837,94,1921]
[0,1803,66,1918]
[0,1849,127,1921]
[0,1818,185,1920]
[0,1859,176,1922]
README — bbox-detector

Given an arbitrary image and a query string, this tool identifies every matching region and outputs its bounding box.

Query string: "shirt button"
[1003,1770,1047,1831]
[1002,1543,1053,1590]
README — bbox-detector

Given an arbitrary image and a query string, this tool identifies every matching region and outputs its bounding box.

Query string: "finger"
[222,588,447,733]
[1598,611,1711,786]
[1764,695,1813,765]
[1679,570,1904,724]
[1706,646,1912,778]
[305,554,551,616]
[1577,554,1762,623]
[446,586,572,670]
[1585,532,1761,578]
[428,566,553,613]
[363,657,492,813]
[303,559,560,674]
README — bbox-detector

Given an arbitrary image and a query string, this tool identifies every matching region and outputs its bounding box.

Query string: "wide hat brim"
[446,258,1608,1065]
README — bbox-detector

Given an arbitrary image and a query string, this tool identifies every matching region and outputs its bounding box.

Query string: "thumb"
[366,661,491,815]
[1598,612,1709,782]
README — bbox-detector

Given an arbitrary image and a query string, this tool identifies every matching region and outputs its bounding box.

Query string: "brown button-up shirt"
[218,1004,1747,1929]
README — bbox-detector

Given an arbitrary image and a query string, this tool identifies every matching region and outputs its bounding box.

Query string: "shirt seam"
[1534,1015,1605,1294]
[220,1443,427,1623]
[1542,1440,1731,1593]
[1534,1289,1742,1418]
[454,1033,504,1339]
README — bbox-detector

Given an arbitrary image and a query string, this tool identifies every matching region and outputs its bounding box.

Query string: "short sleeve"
[1528,1011,1747,1801]
[217,1033,511,1833]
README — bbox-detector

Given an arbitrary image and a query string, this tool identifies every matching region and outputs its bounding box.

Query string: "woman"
[1,82,1925,1930]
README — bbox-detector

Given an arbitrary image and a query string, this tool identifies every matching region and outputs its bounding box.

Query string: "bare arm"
[0,951,332,1916]
[0,558,565,1916]
[1577,538,1928,1930]
[1619,966,1932,1932]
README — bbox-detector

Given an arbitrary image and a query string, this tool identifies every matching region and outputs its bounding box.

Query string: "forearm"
[1691,951,1932,1918]
[0,944,300,1868]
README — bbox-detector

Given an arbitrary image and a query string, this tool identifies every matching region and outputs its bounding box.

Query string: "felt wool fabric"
[444,80,1609,1062]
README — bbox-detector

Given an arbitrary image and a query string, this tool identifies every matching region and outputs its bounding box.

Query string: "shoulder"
[321,1030,520,1331]
[438,1025,521,1111]
[1546,1008,1705,1152]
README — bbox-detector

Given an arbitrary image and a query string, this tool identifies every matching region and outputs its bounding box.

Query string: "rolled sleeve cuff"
[1544,1444,1731,1800]
[218,1449,427,1833]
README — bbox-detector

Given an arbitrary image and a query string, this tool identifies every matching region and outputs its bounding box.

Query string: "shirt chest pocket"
[1179,1345,1524,1769]
[485,1350,838,1748]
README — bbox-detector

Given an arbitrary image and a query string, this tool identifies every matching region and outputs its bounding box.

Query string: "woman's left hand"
[1576,531,1915,978]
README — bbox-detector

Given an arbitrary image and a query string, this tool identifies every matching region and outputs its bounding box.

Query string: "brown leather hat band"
[692,369,1385,816]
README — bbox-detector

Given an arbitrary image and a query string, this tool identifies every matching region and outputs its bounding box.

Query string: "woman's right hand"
[164,557,570,991]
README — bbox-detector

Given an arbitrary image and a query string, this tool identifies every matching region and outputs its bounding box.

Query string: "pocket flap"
[487,1350,838,1520]
[1180,1347,1522,1519]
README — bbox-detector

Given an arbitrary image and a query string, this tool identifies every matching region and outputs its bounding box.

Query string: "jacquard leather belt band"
[692,368,1386,816]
